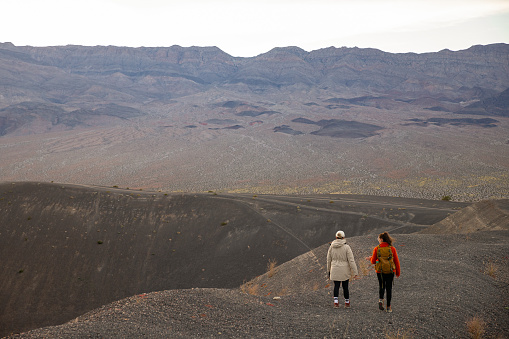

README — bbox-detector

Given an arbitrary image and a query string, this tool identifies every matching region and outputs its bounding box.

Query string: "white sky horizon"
[2,0,509,57]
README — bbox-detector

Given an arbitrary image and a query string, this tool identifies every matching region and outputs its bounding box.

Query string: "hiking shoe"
[386,306,392,313]
[378,300,384,311]
[345,301,350,308]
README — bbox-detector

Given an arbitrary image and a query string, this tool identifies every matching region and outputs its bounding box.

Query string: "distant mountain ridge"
[1,42,508,94]
[1,42,508,135]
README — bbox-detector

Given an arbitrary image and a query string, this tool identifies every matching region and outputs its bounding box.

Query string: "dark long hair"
[379,232,394,246]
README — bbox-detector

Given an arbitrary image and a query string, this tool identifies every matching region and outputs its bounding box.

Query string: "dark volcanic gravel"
[6,231,508,338]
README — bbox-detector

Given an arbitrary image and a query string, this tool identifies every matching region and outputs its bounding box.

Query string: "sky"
[2,0,509,57]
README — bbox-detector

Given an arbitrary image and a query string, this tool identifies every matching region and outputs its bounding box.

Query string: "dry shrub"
[359,259,371,276]
[239,281,248,294]
[247,284,259,295]
[385,329,413,339]
[240,281,260,295]
[267,258,277,278]
[483,260,498,278]
[278,287,289,296]
[466,316,485,339]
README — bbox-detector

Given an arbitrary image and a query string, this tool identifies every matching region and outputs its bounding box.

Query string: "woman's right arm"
[365,247,377,264]
[327,247,332,273]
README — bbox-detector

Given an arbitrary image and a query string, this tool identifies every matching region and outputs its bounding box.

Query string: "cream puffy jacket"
[327,239,358,281]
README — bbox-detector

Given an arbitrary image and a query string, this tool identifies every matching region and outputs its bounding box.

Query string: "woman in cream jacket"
[327,231,358,308]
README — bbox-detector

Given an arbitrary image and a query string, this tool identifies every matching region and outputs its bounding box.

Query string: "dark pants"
[377,273,394,306]
[333,280,349,299]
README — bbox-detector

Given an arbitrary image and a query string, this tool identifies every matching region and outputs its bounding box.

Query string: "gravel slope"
[6,230,508,338]
[1,182,467,337]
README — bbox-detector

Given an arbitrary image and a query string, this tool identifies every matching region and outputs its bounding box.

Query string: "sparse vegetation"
[267,258,277,278]
[385,329,413,339]
[240,281,259,295]
[1,130,506,202]
[442,195,452,201]
[359,259,371,276]
[483,260,498,278]
[278,287,289,296]
[466,316,485,339]
[97,241,103,244]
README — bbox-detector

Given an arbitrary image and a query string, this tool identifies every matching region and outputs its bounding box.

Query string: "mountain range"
[0,42,508,200]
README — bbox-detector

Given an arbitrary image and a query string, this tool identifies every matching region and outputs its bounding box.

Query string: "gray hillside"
[0,181,465,337]
[6,231,508,338]
[421,199,509,234]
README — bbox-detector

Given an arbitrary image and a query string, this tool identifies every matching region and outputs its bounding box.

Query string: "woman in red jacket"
[365,232,400,313]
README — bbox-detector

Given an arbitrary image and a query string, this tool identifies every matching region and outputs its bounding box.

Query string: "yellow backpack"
[376,246,396,274]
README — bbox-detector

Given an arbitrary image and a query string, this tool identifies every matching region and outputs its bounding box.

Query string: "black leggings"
[377,273,394,306]
[333,280,349,299]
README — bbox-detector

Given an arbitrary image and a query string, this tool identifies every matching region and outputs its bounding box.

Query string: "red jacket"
[369,242,400,277]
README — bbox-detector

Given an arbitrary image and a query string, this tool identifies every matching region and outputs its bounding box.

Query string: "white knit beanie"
[336,231,345,239]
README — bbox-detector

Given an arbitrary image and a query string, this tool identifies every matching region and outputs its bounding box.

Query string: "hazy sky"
[2,0,509,57]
